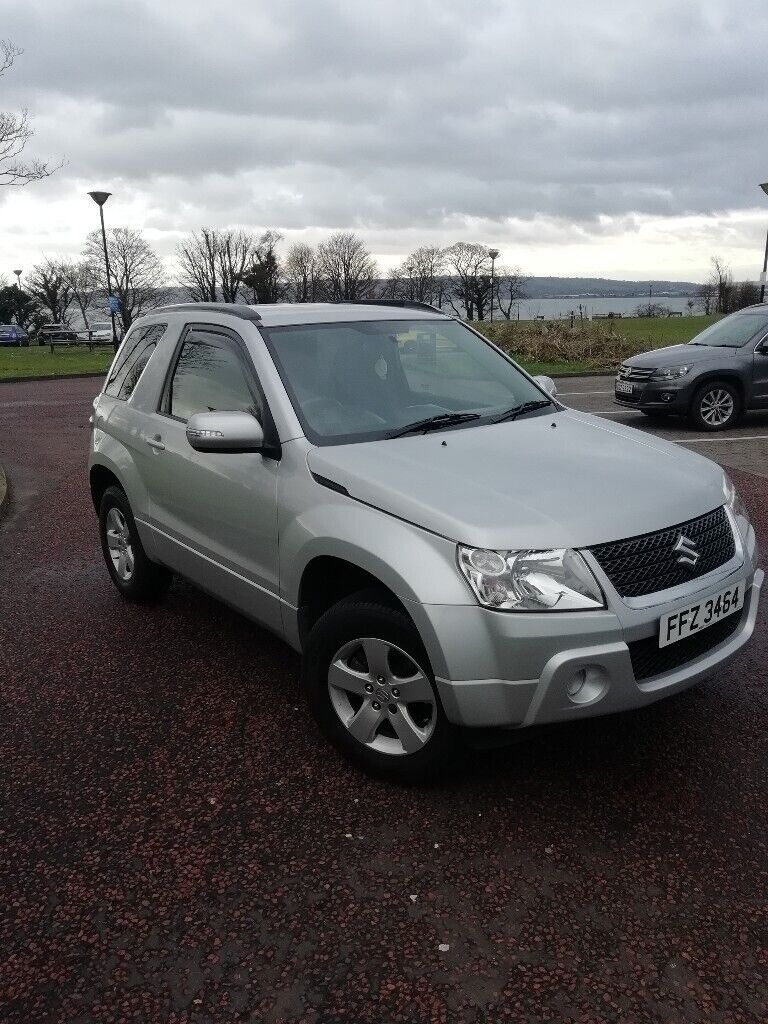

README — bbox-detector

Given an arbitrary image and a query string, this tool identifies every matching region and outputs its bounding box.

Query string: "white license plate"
[659,584,743,648]
[615,380,634,395]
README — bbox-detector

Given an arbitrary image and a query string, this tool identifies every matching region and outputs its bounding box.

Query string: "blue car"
[0,324,29,347]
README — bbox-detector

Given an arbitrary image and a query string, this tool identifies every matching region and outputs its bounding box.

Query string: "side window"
[105,324,166,399]
[167,328,262,423]
[118,343,156,401]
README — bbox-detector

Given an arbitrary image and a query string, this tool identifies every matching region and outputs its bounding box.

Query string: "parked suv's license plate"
[615,380,634,395]
[659,584,743,648]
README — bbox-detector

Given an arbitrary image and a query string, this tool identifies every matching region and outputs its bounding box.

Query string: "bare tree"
[695,281,715,315]
[709,256,734,314]
[494,267,528,319]
[63,258,100,329]
[398,246,445,306]
[242,230,286,303]
[216,229,256,303]
[27,259,74,323]
[176,228,220,301]
[284,242,320,302]
[1,41,61,186]
[315,231,377,301]
[84,227,167,330]
[443,242,494,320]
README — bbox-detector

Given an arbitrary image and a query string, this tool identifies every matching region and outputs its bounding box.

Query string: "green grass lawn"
[0,344,113,381]
[0,316,718,383]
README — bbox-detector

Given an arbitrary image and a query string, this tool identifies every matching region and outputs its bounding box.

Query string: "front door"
[135,323,281,632]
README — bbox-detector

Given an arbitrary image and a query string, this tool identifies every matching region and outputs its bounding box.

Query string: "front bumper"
[422,553,762,729]
[614,376,695,412]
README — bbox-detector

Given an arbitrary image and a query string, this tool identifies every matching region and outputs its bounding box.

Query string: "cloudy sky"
[2,0,768,283]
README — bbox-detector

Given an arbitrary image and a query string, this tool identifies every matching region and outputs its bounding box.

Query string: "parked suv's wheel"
[689,381,740,431]
[302,593,455,780]
[98,485,171,601]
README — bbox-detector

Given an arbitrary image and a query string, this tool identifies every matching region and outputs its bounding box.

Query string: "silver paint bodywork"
[89,304,762,730]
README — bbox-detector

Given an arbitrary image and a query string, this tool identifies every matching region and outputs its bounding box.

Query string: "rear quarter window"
[105,324,166,400]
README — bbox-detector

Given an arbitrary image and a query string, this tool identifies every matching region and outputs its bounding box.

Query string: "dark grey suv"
[615,305,768,430]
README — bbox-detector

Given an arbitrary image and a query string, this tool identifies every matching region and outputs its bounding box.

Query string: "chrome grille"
[589,506,736,598]
[618,364,655,381]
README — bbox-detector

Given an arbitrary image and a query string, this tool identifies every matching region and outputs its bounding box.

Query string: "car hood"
[625,343,738,369]
[306,410,727,550]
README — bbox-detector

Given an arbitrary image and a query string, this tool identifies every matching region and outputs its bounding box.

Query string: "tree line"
[2,227,528,333]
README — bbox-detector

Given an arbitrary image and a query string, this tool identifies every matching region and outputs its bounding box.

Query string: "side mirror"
[533,374,558,398]
[186,410,264,453]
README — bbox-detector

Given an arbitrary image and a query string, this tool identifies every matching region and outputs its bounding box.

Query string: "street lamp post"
[488,248,500,322]
[760,183,768,304]
[87,190,119,351]
[12,269,22,326]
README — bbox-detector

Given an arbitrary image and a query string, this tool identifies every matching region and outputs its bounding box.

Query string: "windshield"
[261,318,551,445]
[689,312,768,348]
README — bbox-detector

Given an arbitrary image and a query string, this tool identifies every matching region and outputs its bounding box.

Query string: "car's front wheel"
[302,593,455,780]
[98,485,171,601]
[689,380,741,431]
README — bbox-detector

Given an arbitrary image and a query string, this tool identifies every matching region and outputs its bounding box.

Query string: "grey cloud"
[2,0,768,243]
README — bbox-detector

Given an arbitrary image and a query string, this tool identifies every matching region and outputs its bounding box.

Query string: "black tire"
[689,380,741,432]
[98,485,171,602]
[302,592,456,780]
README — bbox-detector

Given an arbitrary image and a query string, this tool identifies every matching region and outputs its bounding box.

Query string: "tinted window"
[168,329,261,422]
[690,313,768,348]
[118,343,156,400]
[105,324,166,399]
[261,318,548,444]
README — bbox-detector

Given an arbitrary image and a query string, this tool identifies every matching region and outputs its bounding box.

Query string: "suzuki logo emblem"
[674,533,700,567]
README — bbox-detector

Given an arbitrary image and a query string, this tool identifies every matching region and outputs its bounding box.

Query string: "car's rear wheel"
[302,593,455,780]
[689,381,740,431]
[98,485,171,601]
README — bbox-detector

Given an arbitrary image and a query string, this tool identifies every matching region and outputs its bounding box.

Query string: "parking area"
[559,375,768,478]
[1,375,767,1024]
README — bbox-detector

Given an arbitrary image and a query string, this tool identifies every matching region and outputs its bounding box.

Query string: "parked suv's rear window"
[105,324,166,399]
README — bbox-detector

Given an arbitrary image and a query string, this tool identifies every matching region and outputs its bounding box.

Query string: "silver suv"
[89,301,762,778]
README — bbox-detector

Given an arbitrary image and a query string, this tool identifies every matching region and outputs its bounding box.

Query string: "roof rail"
[335,299,446,314]
[155,302,262,321]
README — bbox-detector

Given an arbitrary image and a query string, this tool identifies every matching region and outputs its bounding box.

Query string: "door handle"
[144,434,165,451]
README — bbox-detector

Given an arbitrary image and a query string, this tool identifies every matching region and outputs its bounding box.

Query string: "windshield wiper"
[491,399,552,424]
[388,411,480,438]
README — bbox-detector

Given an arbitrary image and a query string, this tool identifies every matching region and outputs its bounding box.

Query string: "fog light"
[564,665,608,705]
[661,392,674,403]
[566,669,587,697]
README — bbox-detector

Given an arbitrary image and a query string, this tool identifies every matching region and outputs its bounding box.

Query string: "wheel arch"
[297,555,413,646]
[89,462,124,513]
[689,372,746,411]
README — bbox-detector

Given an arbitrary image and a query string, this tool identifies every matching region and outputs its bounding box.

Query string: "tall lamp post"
[12,269,22,326]
[87,190,119,351]
[488,248,500,322]
[760,183,768,304]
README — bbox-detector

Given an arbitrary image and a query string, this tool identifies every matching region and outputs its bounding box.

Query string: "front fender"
[278,459,472,668]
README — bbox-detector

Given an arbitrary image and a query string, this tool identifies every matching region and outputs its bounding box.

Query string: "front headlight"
[458,545,605,611]
[724,474,750,540]
[651,365,691,381]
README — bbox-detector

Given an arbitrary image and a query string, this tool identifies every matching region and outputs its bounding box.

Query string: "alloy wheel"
[105,507,135,581]
[699,388,734,427]
[327,637,436,756]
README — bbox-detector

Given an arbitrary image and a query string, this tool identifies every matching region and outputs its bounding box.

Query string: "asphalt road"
[1,375,767,1024]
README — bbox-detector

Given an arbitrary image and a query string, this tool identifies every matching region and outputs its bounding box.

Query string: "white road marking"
[672,434,768,445]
